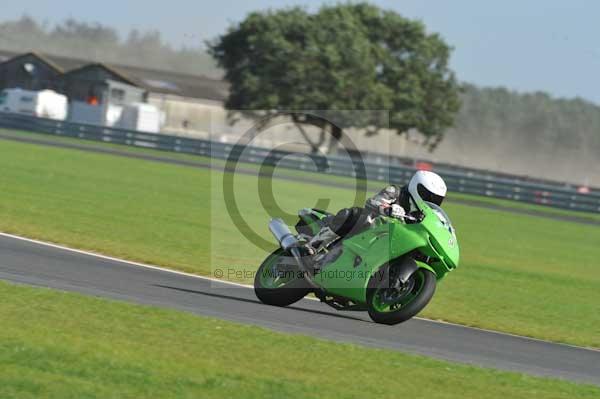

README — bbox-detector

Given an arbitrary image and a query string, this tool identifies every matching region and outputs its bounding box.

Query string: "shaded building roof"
[59,63,140,87]
[0,51,65,73]
[0,50,228,102]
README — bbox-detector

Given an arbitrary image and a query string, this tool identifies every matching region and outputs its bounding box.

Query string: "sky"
[2,0,600,103]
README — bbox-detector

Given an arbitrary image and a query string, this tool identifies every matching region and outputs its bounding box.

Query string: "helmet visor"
[417,184,444,206]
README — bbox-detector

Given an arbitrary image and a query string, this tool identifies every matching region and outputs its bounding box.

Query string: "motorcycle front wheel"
[254,249,310,307]
[366,265,436,325]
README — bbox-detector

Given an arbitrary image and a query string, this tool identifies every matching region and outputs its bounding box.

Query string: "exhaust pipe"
[269,218,298,251]
[268,218,321,291]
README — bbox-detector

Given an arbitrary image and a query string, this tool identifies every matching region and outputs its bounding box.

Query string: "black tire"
[366,264,436,325]
[254,249,310,307]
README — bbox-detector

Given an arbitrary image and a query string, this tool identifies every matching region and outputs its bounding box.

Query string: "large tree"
[208,3,461,152]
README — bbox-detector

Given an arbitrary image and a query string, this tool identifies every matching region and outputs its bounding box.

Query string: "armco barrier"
[0,112,599,213]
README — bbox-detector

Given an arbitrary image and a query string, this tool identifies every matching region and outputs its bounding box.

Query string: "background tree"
[208,3,462,152]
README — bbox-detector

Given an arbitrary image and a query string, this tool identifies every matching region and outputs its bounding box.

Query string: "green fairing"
[258,201,460,324]
[314,222,423,302]
[307,203,459,304]
[298,209,330,235]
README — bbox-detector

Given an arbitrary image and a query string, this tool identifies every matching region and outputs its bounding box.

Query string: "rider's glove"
[367,198,389,214]
[390,204,406,219]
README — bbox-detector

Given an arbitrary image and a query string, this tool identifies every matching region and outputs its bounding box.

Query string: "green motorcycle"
[254,198,460,325]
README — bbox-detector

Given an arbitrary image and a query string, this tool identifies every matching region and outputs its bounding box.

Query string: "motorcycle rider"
[326,171,447,238]
[365,170,447,221]
[306,171,447,252]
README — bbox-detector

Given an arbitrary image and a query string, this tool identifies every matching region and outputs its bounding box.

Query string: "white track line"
[0,232,253,289]
[1,231,598,353]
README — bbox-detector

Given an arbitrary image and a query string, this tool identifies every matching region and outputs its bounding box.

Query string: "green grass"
[0,128,214,165]
[1,135,600,348]
[4,127,600,223]
[1,281,598,399]
[450,191,600,222]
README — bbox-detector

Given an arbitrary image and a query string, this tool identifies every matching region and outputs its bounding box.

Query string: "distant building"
[0,50,406,153]
[0,52,63,92]
[57,63,146,106]
[0,50,229,135]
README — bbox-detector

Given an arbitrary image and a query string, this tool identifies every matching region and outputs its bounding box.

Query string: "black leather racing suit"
[326,185,411,237]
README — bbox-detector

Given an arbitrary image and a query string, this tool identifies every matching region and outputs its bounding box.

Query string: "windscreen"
[426,202,455,234]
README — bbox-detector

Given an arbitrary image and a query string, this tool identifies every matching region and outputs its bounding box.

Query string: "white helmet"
[408,171,447,206]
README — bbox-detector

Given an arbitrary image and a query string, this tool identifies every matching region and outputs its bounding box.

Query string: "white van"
[0,88,68,121]
[116,103,163,133]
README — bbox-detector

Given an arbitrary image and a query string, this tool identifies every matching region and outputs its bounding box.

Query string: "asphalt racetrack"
[1,233,599,386]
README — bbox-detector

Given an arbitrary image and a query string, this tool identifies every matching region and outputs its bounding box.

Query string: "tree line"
[0,16,222,78]
[457,83,599,153]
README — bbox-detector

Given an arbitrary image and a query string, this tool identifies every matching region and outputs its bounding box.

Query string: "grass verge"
[3,127,600,223]
[1,281,598,399]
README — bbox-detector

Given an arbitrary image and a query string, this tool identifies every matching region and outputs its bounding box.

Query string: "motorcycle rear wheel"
[254,249,311,307]
[366,265,436,325]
